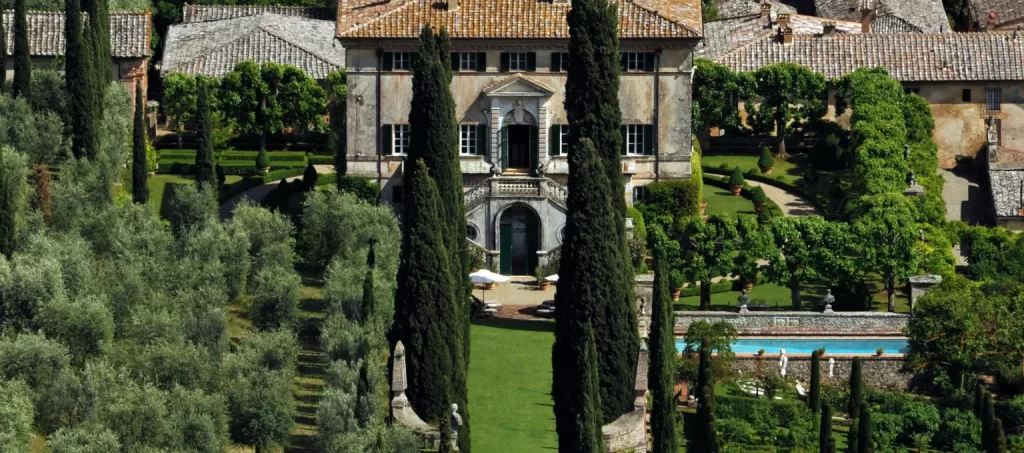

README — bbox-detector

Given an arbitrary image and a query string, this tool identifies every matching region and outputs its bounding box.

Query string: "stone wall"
[674,311,909,335]
[731,355,912,391]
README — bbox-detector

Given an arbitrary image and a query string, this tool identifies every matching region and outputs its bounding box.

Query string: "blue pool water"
[675,337,909,355]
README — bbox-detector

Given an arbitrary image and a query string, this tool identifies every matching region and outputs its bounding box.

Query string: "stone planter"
[743,281,754,292]
[761,167,773,175]
[671,288,682,301]
[730,185,743,196]
[700,201,708,215]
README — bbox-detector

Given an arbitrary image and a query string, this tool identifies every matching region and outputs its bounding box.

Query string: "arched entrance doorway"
[499,109,538,173]
[498,205,540,275]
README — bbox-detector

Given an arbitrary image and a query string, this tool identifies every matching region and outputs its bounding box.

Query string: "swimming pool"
[675,337,909,355]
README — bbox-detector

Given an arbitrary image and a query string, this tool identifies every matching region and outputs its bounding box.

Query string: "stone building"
[711,31,1024,169]
[337,0,702,275]
[969,0,1024,31]
[813,0,949,33]
[987,127,1024,231]
[3,11,151,95]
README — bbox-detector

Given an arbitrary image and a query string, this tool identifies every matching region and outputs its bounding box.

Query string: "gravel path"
[219,165,335,220]
[744,180,820,216]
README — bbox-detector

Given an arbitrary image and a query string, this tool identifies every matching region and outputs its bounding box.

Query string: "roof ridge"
[249,27,342,69]
[338,0,417,36]
[623,0,701,36]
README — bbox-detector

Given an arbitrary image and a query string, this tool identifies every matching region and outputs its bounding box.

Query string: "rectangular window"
[500,52,536,72]
[560,126,569,156]
[986,87,1002,111]
[393,52,412,71]
[460,125,477,155]
[392,124,410,155]
[620,52,655,72]
[459,53,477,71]
[962,88,972,103]
[552,52,569,72]
[509,52,528,71]
[625,124,645,155]
[633,186,646,203]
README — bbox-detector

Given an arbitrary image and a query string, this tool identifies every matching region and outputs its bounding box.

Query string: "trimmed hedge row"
[157,162,307,177]
[307,155,334,165]
[717,395,811,428]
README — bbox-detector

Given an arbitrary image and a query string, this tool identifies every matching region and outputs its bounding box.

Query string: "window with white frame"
[509,52,528,71]
[986,87,1002,111]
[460,125,477,155]
[555,52,569,72]
[625,125,644,155]
[560,126,569,156]
[393,125,410,155]
[459,53,478,71]
[393,52,412,71]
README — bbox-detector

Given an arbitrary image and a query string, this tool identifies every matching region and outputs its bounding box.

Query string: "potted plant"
[729,166,745,196]
[757,348,766,357]
[816,348,826,357]
[751,186,768,212]
[876,348,885,357]
[670,270,684,301]
[535,266,550,291]
[256,149,271,174]
[758,146,775,174]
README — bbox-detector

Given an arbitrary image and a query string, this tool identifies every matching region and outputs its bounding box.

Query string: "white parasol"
[544,274,559,282]
[469,270,511,302]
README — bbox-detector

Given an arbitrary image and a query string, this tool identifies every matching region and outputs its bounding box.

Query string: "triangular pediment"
[483,74,556,97]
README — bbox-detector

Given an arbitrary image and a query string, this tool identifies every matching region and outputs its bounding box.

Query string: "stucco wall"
[674,311,909,335]
[465,196,566,253]
[731,355,912,390]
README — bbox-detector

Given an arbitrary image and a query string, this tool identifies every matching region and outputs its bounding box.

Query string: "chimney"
[777,13,791,29]
[822,21,837,36]
[781,27,794,44]
[760,2,771,19]
[860,0,873,33]
[987,11,997,29]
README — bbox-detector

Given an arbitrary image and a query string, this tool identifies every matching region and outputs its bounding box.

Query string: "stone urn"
[700,201,708,215]
[730,185,743,196]
[671,288,682,301]
[743,281,754,292]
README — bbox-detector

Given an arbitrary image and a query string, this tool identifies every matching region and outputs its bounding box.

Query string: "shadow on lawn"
[472,317,555,333]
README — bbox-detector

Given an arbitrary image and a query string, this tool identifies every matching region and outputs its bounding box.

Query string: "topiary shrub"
[729,166,745,188]
[302,163,318,190]
[758,147,775,172]
[255,149,270,170]
[751,186,768,205]
[637,178,702,227]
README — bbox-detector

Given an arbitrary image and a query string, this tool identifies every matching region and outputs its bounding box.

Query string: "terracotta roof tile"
[3,11,151,58]
[182,4,331,23]
[715,32,1024,82]
[337,0,702,39]
[970,0,1024,30]
[699,13,861,59]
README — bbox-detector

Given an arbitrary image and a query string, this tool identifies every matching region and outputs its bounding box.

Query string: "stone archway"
[500,109,538,172]
[498,204,540,275]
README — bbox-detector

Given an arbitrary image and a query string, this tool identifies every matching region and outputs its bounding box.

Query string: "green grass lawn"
[673,280,911,313]
[703,185,759,217]
[702,154,803,185]
[469,318,557,452]
[147,174,193,215]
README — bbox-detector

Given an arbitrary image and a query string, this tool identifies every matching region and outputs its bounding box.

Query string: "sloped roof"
[161,13,344,79]
[969,0,1024,30]
[713,0,794,20]
[336,0,703,39]
[714,32,1024,82]
[181,3,332,23]
[814,0,949,33]
[699,12,861,59]
[3,11,150,58]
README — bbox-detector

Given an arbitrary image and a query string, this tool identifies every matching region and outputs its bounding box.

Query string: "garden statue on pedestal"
[738,289,750,314]
[822,289,835,314]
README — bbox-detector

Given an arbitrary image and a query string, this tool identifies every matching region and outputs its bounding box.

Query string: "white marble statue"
[451,403,463,435]
[780,349,789,377]
[829,357,836,378]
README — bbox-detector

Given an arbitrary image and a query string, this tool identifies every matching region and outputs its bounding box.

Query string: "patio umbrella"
[469,269,511,302]
[545,274,559,282]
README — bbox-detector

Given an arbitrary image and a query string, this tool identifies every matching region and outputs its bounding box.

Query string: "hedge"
[638,178,703,227]
[307,155,334,165]
[702,174,785,217]
[679,280,735,298]
[717,395,812,429]
[157,162,307,177]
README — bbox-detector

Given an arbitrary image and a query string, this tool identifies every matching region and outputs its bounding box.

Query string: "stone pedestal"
[907,275,942,312]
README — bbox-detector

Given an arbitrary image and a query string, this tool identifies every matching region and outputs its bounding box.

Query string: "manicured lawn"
[148,174,192,214]
[469,318,557,453]
[703,185,758,217]
[702,154,803,185]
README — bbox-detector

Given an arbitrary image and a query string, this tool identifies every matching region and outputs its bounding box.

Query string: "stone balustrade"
[464,176,569,211]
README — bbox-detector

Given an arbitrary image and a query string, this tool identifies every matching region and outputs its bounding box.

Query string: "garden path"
[744,180,819,216]
[218,165,335,220]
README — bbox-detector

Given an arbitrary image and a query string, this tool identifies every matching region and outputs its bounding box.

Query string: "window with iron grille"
[460,125,477,155]
[625,125,644,155]
[393,125,410,155]
[986,87,1002,111]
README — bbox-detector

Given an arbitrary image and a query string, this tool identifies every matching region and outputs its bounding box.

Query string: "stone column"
[538,103,549,166]
[490,105,501,169]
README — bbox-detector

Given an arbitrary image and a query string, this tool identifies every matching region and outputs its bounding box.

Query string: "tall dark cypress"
[194,81,216,187]
[648,233,677,453]
[65,0,96,159]
[405,26,469,450]
[819,404,833,453]
[975,383,985,418]
[696,337,711,401]
[849,358,863,416]
[361,242,375,323]
[856,402,872,453]
[0,147,19,258]
[552,138,611,452]
[847,403,860,453]
[983,391,995,452]
[12,0,30,98]
[994,418,1007,453]
[565,0,637,420]
[131,83,149,204]
[700,385,719,453]
[0,4,6,89]
[810,350,821,414]
[392,159,457,423]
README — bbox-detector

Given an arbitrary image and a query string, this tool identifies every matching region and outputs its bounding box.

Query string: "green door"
[526,221,538,275]
[499,224,512,275]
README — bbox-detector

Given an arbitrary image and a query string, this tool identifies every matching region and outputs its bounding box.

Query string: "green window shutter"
[620,53,628,72]
[550,52,561,72]
[531,126,539,169]
[643,125,654,155]
[620,125,627,156]
[500,52,510,72]
[477,124,488,155]
[411,52,420,69]
[644,52,655,72]
[549,125,560,156]
[526,52,536,72]
[477,52,487,72]
[381,52,393,71]
[382,124,393,154]
[500,126,509,168]
[451,53,460,71]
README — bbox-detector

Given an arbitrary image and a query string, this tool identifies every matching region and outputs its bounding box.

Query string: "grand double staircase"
[464,175,568,211]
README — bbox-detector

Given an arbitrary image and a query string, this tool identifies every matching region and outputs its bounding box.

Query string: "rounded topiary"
[729,166,745,187]
[256,149,270,170]
[303,163,318,189]
[758,147,775,171]
[757,206,774,224]
[751,186,768,205]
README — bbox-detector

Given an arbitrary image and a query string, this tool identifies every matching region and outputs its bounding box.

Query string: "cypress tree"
[565,0,637,421]
[303,163,318,189]
[983,391,995,451]
[194,81,216,187]
[0,2,5,89]
[65,0,96,159]
[975,382,985,417]
[810,350,821,414]
[132,82,149,204]
[406,25,470,450]
[857,402,872,453]
[696,337,711,401]
[552,138,612,452]
[849,358,863,416]
[820,404,833,453]
[12,0,30,98]
[648,233,677,453]
[32,166,52,225]
[994,417,1007,453]
[846,403,859,453]
[84,0,110,128]
[361,242,375,324]
[0,147,27,258]
[700,385,719,453]
[391,159,457,423]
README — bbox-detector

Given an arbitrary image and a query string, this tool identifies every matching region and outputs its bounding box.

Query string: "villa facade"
[336,0,702,275]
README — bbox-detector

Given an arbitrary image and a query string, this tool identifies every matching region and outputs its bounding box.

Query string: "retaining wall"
[674,311,909,335]
[730,354,912,391]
